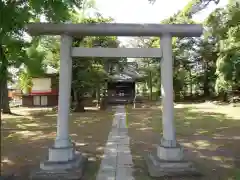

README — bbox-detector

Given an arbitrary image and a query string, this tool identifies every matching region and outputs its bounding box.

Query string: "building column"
[54,35,73,148]
[146,34,197,177]
[33,35,86,176]
[157,33,183,160]
[160,34,177,148]
[38,35,74,171]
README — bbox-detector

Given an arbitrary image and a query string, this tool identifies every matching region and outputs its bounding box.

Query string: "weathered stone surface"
[117,146,131,153]
[100,154,117,172]
[145,151,201,177]
[30,154,87,180]
[157,145,184,161]
[116,168,134,180]
[117,137,129,145]
[117,153,133,168]
[96,170,115,180]
[96,105,135,180]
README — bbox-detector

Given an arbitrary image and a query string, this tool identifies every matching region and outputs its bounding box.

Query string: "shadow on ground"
[127,104,240,180]
[1,107,113,180]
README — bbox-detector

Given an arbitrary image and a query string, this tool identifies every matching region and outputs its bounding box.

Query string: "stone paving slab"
[96,170,116,180]
[101,156,117,165]
[117,146,131,153]
[96,105,135,180]
[104,143,118,149]
[116,168,134,180]
[103,151,117,158]
[99,164,116,172]
[103,146,118,152]
[105,141,117,146]
[101,152,117,159]
[118,128,128,132]
[108,130,119,135]
[117,137,130,145]
[117,154,134,168]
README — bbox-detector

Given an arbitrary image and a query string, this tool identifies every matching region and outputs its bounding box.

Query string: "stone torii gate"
[26,23,202,179]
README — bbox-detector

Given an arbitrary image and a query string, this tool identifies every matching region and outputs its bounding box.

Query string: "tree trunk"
[100,96,107,110]
[96,85,100,107]
[100,87,107,110]
[149,71,153,101]
[189,69,193,96]
[147,61,153,101]
[92,89,96,98]
[0,80,2,121]
[203,81,210,97]
[0,45,11,115]
[203,62,210,97]
[220,91,228,102]
[2,78,11,114]
[74,92,85,112]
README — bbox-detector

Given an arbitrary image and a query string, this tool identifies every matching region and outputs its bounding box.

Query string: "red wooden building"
[22,66,59,107]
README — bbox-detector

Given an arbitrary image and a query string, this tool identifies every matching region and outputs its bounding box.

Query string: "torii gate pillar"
[145,34,199,177]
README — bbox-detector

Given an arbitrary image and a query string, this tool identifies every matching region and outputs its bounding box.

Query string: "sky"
[95,0,227,23]
[92,0,228,44]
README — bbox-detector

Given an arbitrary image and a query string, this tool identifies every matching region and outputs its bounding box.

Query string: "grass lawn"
[1,107,113,180]
[127,102,240,180]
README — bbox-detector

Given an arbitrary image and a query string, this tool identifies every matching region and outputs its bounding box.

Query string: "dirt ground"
[1,107,113,180]
[1,103,240,180]
[127,102,240,180]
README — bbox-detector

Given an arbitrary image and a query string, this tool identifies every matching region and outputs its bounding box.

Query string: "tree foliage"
[70,17,123,111]
[206,1,240,94]
[0,0,84,115]
[135,0,240,102]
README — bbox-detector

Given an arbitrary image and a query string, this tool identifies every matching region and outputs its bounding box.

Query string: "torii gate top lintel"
[26,23,203,37]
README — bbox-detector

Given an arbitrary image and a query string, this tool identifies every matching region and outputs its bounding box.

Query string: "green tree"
[0,0,84,116]
[206,0,240,100]
[144,0,222,101]
[71,17,120,111]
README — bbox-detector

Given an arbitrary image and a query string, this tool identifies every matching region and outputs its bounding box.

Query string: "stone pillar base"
[30,149,87,180]
[145,146,201,177]
[157,144,183,161]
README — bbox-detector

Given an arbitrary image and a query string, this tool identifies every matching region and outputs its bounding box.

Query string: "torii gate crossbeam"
[71,48,162,58]
[26,23,203,179]
[27,23,202,37]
